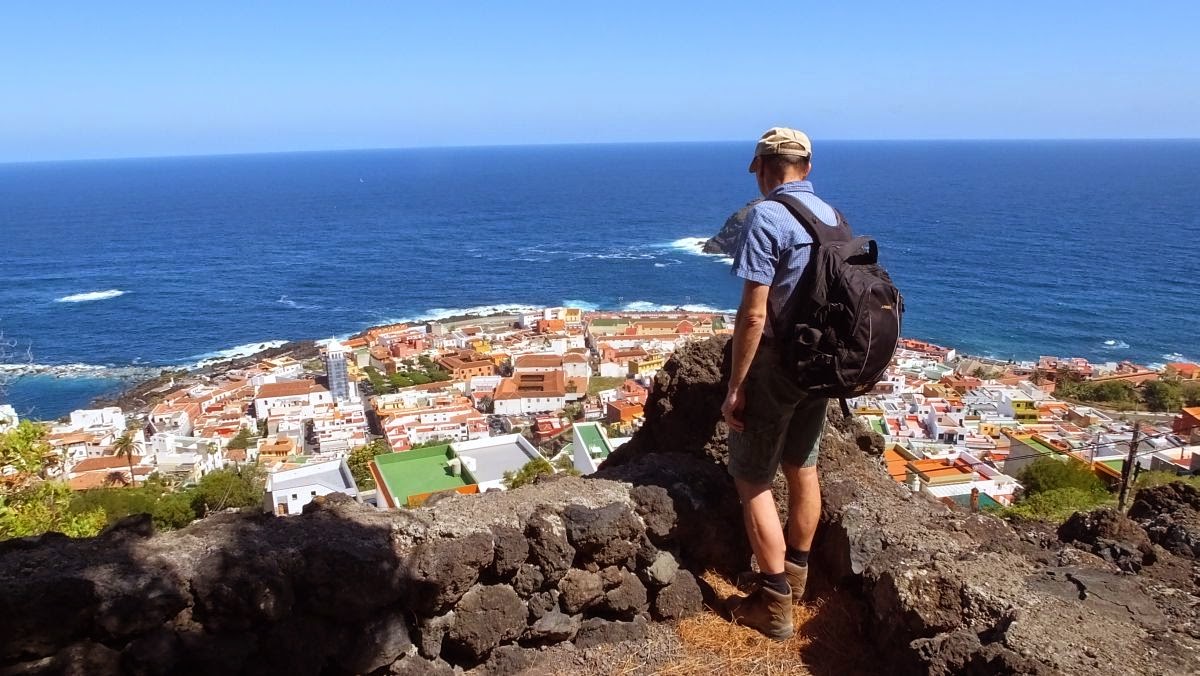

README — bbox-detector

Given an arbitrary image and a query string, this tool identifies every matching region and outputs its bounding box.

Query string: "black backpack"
[766,194,903,414]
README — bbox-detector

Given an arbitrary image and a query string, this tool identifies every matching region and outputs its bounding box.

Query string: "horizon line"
[3,136,1198,166]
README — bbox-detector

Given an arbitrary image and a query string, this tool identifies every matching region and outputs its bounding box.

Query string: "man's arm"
[722,280,770,431]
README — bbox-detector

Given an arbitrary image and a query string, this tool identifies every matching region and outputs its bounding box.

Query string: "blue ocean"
[2,141,1198,420]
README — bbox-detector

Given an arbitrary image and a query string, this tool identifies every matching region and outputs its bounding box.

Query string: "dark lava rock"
[526,590,559,622]
[558,569,604,615]
[404,532,494,614]
[525,611,580,643]
[489,525,529,580]
[574,615,650,650]
[1128,482,1200,519]
[476,643,538,675]
[629,484,677,542]
[120,628,182,676]
[702,200,759,256]
[445,585,525,663]
[912,629,1052,676]
[389,653,455,676]
[651,569,703,621]
[2,641,121,676]
[597,569,648,619]
[597,453,749,576]
[604,337,732,468]
[599,566,624,590]
[1129,482,1200,558]
[100,513,155,540]
[416,611,454,659]
[634,532,659,569]
[562,503,642,568]
[1058,509,1155,572]
[512,564,546,597]
[644,550,679,588]
[341,614,412,675]
[526,508,575,584]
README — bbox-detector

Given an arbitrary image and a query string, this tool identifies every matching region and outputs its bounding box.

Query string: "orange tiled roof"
[71,455,143,473]
[256,380,327,399]
[515,354,564,369]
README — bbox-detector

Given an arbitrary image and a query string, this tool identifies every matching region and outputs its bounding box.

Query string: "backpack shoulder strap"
[767,193,852,244]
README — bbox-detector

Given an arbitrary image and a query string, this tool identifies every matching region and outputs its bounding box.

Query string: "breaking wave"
[55,289,126,303]
[668,237,734,264]
[1101,339,1131,350]
[187,340,291,367]
[276,295,319,310]
[621,301,735,314]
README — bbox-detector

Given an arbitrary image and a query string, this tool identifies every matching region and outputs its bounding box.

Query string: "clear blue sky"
[2,1,1197,161]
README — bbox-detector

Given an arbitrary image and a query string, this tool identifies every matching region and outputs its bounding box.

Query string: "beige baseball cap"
[748,126,812,173]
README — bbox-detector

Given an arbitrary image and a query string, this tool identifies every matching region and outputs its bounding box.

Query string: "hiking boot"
[785,561,808,602]
[736,563,809,603]
[726,582,794,641]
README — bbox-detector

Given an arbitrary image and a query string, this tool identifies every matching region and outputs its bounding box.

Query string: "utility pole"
[1118,426,1141,511]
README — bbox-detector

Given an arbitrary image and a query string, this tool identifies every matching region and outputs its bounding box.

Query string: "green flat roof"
[1022,438,1060,457]
[576,424,612,459]
[1101,459,1125,472]
[373,445,472,504]
[948,493,1002,509]
[870,419,887,437]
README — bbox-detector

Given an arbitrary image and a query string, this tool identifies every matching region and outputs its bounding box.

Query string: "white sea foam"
[0,362,158,379]
[55,289,126,303]
[561,300,601,312]
[188,340,290,367]
[1163,352,1192,363]
[276,295,319,310]
[667,237,734,264]
[621,301,736,314]
[383,303,544,325]
[1101,339,1131,350]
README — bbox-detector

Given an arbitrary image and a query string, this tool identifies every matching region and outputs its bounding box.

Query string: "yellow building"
[631,354,665,377]
[1010,397,1038,423]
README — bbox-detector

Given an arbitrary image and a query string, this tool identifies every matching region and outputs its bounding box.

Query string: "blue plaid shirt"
[730,180,838,337]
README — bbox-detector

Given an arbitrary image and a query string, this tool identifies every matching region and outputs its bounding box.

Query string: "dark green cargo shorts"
[728,341,828,485]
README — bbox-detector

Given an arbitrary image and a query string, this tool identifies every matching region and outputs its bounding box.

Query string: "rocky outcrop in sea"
[702,199,759,255]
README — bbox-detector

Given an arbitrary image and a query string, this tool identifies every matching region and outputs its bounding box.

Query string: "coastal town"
[2,306,1198,523]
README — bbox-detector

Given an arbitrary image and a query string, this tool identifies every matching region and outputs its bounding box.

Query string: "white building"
[0,404,18,433]
[322,341,359,403]
[563,353,592,378]
[571,422,614,474]
[450,434,542,491]
[254,380,332,419]
[263,458,359,516]
[310,403,370,455]
[68,407,127,433]
[492,372,567,416]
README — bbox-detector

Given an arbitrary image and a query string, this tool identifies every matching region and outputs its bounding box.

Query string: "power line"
[884,420,1198,474]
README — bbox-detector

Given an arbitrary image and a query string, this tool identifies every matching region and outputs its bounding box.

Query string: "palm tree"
[111,429,139,487]
[104,470,130,488]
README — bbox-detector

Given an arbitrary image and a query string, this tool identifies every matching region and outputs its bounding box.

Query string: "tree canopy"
[347,440,389,491]
[1018,457,1106,496]
[502,457,555,489]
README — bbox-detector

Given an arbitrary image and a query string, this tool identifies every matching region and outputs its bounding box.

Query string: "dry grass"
[651,571,878,676]
[536,570,879,676]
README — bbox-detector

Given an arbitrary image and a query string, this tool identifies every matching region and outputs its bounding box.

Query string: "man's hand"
[722,386,745,433]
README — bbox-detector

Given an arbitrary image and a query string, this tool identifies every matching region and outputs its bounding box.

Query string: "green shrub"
[1018,457,1105,496]
[1003,487,1112,522]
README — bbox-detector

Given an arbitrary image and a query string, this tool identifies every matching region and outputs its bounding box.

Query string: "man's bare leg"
[734,478,786,574]
[782,462,820,552]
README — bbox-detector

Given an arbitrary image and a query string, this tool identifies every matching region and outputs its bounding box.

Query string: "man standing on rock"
[721,127,841,640]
